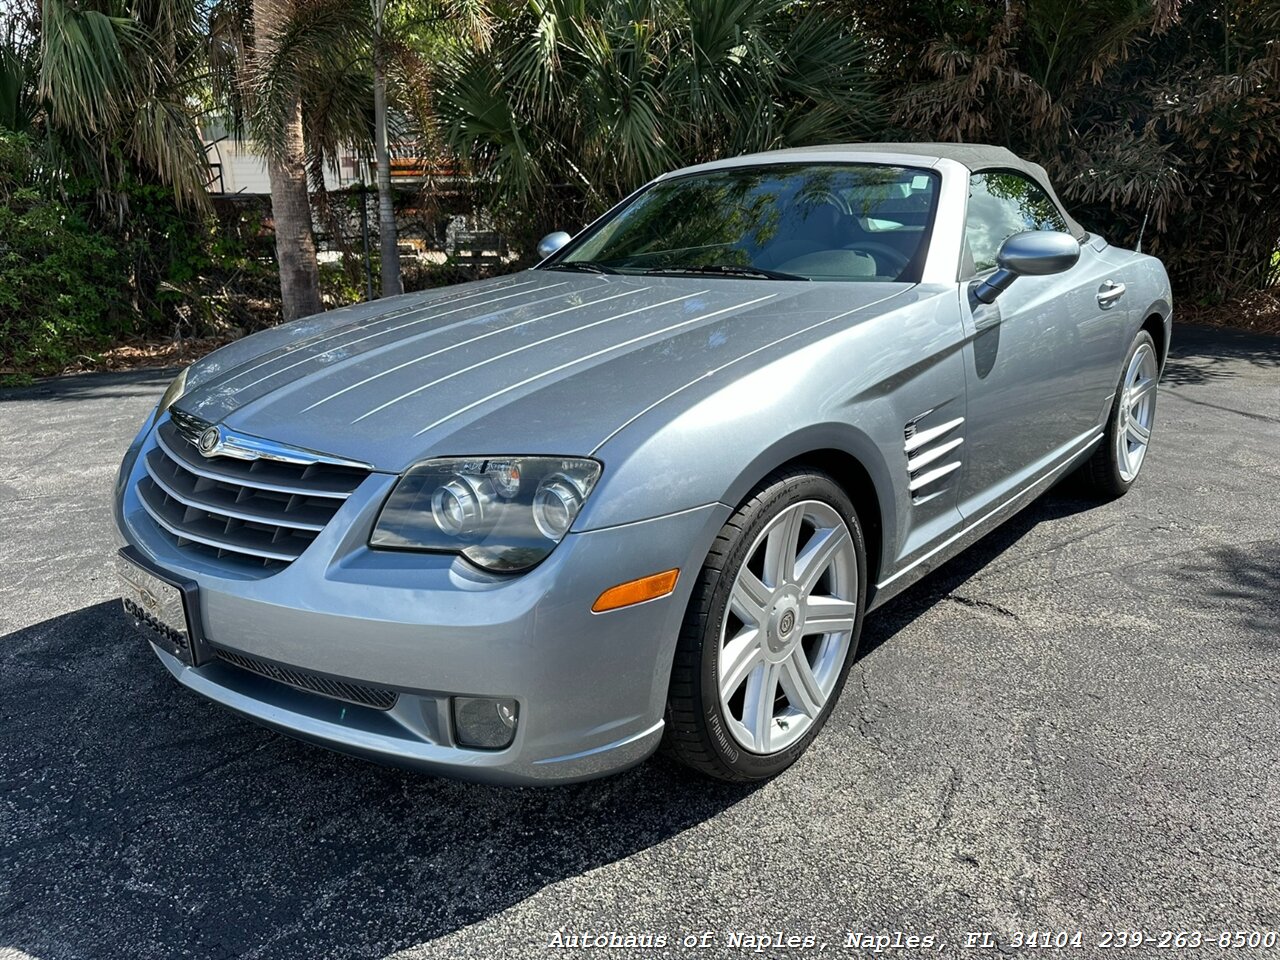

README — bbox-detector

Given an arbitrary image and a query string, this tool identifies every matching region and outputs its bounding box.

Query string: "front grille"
[213,647,399,710]
[136,418,370,570]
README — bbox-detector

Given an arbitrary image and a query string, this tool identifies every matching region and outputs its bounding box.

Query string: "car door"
[954,170,1126,520]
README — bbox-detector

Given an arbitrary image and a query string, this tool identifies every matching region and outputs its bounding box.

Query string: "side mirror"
[537,231,572,260]
[973,230,1080,304]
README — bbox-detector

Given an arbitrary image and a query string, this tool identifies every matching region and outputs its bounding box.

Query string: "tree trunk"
[251,0,323,322]
[268,97,323,321]
[372,9,402,298]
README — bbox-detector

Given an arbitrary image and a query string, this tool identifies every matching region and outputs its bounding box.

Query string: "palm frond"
[250,0,369,161]
[0,28,40,133]
[38,0,139,133]
[35,0,211,208]
[434,0,884,253]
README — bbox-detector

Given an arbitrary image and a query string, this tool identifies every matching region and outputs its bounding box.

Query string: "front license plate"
[116,549,201,664]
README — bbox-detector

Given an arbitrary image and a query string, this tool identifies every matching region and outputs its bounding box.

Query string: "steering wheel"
[810,190,851,215]
[846,241,911,278]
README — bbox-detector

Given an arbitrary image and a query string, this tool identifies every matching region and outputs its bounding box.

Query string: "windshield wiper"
[545,261,620,275]
[639,264,809,282]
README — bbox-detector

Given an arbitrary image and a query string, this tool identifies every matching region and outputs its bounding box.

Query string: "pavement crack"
[1012,718,1050,916]
[150,738,277,801]
[854,668,888,755]
[979,522,1112,578]
[1204,849,1280,879]
[945,593,1021,621]
[1163,389,1280,424]
[934,766,961,831]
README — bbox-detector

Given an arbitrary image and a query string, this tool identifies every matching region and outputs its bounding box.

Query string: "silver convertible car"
[114,143,1171,784]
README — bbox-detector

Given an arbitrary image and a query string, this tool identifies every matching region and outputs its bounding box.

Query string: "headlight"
[370,457,602,572]
[153,366,190,425]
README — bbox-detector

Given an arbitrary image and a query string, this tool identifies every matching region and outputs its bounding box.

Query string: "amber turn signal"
[592,569,680,613]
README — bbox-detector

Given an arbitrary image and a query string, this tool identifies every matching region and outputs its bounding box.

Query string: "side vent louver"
[904,411,965,504]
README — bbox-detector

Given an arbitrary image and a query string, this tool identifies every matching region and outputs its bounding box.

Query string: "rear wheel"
[1080,330,1160,498]
[664,469,866,782]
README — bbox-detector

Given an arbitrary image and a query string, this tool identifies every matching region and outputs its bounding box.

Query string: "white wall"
[203,137,362,195]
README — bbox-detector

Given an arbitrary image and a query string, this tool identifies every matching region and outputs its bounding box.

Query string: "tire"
[1079,330,1160,499]
[663,468,867,782]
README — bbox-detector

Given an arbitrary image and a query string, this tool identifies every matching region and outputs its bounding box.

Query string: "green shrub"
[0,134,126,374]
[857,0,1280,301]
[319,259,367,307]
[0,195,125,373]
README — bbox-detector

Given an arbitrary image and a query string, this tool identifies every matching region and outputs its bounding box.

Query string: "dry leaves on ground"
[1179,288,1280,336]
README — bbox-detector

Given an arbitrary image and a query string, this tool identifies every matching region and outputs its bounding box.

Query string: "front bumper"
[115,420,730,784]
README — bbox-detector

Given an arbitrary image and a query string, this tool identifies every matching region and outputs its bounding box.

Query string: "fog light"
[452,696,519,750]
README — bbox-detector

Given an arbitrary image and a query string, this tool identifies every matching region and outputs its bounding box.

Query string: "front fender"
[578,286,966,594]
[582,412,898,604]
[718,420,897,538]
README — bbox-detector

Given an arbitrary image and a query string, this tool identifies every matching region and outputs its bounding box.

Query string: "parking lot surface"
[1,326,1278,959]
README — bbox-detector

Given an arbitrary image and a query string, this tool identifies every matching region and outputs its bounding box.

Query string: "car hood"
[175,272,910,472]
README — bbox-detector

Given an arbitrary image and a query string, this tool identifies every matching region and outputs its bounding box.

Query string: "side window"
[963,171,1069,275]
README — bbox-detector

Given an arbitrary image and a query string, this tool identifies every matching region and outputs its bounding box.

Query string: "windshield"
[548,163,940,282]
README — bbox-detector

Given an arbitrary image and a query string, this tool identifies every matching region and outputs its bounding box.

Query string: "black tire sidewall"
[695,472,867,780]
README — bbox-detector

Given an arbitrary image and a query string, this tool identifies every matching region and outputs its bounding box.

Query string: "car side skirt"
[867,429,1103,611]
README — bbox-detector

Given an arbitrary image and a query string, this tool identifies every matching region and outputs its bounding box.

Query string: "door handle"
[1097,280,1126,307]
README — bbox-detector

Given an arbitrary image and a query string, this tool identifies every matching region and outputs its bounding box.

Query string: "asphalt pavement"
[1,326,1278,960]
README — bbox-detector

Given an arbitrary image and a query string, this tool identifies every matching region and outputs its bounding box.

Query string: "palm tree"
[370,0,400,296]
[248,0,325,320]
[1,9,40,134]
[20,0,210,211]
[435,0,883,252]
[247,0,491,303]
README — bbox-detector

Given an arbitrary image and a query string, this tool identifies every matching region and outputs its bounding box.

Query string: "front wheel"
[663,469,866,782]
[1079,330,1160,498]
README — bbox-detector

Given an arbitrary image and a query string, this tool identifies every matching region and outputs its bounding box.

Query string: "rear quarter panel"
[1100,243,1173,365]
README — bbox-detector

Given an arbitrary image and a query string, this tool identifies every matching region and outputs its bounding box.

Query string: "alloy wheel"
[1116,342,1159,482]
[718,500,858,754]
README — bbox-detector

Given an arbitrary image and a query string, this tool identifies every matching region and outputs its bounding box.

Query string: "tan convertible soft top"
[679,141,1088,242]
[787,142,1087,241]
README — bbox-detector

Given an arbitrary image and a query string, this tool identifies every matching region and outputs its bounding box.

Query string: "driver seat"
[757,200,849,269]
